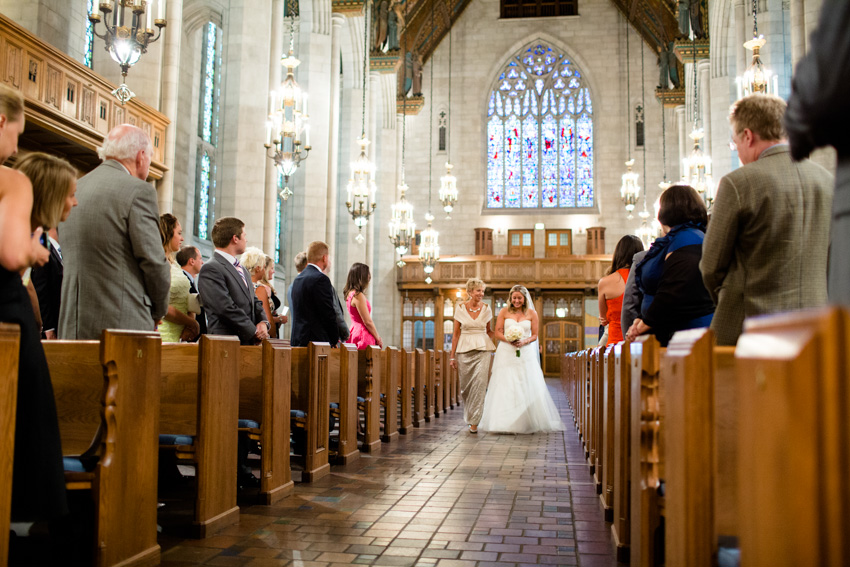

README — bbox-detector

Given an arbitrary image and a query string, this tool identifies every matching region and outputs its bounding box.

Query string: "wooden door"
[542,321,582,376]
[508,229,534,257]
[545,229,572,258]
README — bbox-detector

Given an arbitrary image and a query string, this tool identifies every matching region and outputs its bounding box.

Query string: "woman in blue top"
[626,184,715,346]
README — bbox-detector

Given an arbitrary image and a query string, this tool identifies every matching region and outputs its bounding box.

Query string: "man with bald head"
[59,124,170,339]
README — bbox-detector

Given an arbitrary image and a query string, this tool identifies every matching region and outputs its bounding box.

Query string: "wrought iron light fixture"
[389,100,416,266]
[620,18,640,218]
[266,6,311,202]
[346,3,378,242]
[683,37,716,209]
[438,3,458,219]
[88,0,167,104]
[419,2,439,283]
[736,0,778,98]
[635,42,654,248]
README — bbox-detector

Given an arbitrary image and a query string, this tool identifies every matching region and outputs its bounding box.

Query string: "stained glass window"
[194,22,221,239]
[84,0,95,68]
[486,43,594,210]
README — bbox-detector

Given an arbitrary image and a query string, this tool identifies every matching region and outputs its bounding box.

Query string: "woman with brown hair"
[343,262,383,349]
[0,83,70,525]
[157,213,199,342]
[598,235,644,345]
[626,184,715,346]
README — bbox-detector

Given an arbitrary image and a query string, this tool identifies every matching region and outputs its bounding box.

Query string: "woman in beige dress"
[449,278,495,433]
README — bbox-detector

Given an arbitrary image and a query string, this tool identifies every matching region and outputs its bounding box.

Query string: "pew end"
[0,324,20,567]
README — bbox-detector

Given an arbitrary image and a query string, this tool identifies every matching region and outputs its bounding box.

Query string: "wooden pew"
[398,349,414,434]
[413,349,426,426]
[600,343,616,521]
[290,342,332,481]
[238,340,294,505]
[329,343,359,464]
[160,336,241,537]
[611,340,632,562]
[357,345,382,452]
[380,346,400,443]
[629,335,663,567]
[735,307,850,567]
[441,350,452,411]
[46,330,162,567]
[590,345,604,489]
[446,349,457,409]
[423,349,436,422]
[434,349,444,416]
[0,324,19,567]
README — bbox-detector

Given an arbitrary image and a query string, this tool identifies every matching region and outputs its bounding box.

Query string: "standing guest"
[702,94,834,345]
[157,214,199,343]
[343,263,383,349]
[620,249,648,335]
[197,217,269,345]
[259,255,287,336]
[290,241,341,347]
[176,245,206,337]
[597,235,644,346]
[449,278,495,434]
[286,251,308,334]
[0,86,68,526]
[30,230,71,340]
[784,0,849,306]
[627,184,715,347]
[241,247,280,339]
[58,124,170,339]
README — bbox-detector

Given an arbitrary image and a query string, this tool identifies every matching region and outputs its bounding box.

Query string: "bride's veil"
[518,286,541,364]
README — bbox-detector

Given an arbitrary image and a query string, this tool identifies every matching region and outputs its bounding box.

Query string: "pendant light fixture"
[438,0,458,219]
[388,96,416,266]
[736,0,778,98]
[636,40,655,248]
[419,2,439,283]
[346,2,377,242]
[620,18,640,219]
[683,36,716,209]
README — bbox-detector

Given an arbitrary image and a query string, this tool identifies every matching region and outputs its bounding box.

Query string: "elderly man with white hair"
[58,124,170,339]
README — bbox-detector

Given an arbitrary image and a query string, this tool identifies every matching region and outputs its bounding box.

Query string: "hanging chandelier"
[346,3,377,242]
[683,37,716,209]
[419,1,439,284]
[438,4,458,219]
[736,0,778,98]
[658,98,671,191]
[88,0,167,104]
[266,6,310,202]
[620,18,640,218]
[389,101,416,266]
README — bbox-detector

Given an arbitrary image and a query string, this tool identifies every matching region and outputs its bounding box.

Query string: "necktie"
[233,260,248,289]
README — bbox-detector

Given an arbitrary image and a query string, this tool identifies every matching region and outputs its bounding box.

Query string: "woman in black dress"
[0,84,72,523]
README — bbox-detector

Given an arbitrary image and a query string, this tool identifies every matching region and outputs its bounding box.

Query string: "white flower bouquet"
[505,326,525,357]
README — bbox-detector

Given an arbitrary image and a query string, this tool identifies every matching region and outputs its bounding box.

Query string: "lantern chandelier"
[736,0,778,98]
[620,19,640,219]
[346,2,378,243]
[635,41,655,249]
[438,2,458,219]
[419,1,440,283]
[388,99,416,267]
[265,5,311,202]
[683,37,716,209]
[88,0,167,104]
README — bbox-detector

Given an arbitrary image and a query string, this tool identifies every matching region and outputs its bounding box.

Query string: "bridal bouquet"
[505,326,525,357]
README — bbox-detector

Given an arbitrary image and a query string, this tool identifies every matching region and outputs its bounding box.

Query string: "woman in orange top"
[598,235,644,345]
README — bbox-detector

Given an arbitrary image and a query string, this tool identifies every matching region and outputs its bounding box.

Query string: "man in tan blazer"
[701,95,833,346]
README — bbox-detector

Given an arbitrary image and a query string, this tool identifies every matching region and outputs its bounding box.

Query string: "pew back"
[0,324,20,567]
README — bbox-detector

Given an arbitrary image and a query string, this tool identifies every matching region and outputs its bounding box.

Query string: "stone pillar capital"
[332,13,346,28]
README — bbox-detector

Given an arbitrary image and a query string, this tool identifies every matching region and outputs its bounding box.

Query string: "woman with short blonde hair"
[241,247,281,338]
[449,278,495,433]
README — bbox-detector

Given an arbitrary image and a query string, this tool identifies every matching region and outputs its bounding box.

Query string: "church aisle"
[160,379,620,567]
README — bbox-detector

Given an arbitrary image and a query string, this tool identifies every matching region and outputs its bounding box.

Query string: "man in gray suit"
[58,124,170,339]
[701,95,834,346]
[197,217,269,345]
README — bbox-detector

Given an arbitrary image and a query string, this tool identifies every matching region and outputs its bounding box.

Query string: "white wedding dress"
[478,319,565,434]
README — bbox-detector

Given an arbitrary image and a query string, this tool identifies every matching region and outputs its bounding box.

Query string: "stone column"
[264,0,284,256]
[158,0,183,214]
[697,59,712,161]
[326,14,346,252]
[676,105,687,180]
[735,0,748,78]
[789,0,805,66]
[365,70,381,280]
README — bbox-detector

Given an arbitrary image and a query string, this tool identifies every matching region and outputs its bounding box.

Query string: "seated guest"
[626,184,715,347]
[176,245,206,338]
[343,262,383,349]
[597,235,644,346]
[157,213,199,343]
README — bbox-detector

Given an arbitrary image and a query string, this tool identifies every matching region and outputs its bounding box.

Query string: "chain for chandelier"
[419,1,440,282]
[439,0,458,219]
[345,2,378,242]
[684,35,716,208]
[737,0,776,97]
[620,17,640,219]
[388,95,416,266]
[636,39,655,248]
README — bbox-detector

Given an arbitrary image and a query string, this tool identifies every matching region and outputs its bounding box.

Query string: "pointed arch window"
[194,22,222,240]
[84,0,95,68]
[486,43,594,210]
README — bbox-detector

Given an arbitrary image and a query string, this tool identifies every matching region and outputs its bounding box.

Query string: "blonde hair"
[0,84,24,123]
[306,241,329,264]
[507,285,530,314]
[240,246,267,276]
[259,255,276,293]
[294,251,308,273]
[13,152,77,229]
[729,94,786,141]
[466,278,485,295]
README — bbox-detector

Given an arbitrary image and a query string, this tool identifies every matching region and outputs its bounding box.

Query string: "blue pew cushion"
[238,419,260,429]
[159,434,194,446]
[329,403,339,410]
[357,397,365,403]
[290,409,306,419]
[63,456,88,473]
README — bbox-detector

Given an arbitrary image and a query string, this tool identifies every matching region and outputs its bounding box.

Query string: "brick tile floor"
[158,379,621,567]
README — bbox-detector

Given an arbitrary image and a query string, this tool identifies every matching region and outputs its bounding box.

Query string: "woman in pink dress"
[343,263,383,349]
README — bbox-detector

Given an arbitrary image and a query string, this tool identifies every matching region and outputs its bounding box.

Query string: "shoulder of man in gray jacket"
[621,249,647,333]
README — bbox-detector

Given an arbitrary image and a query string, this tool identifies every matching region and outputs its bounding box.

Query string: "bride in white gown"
[478,285,565,434]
